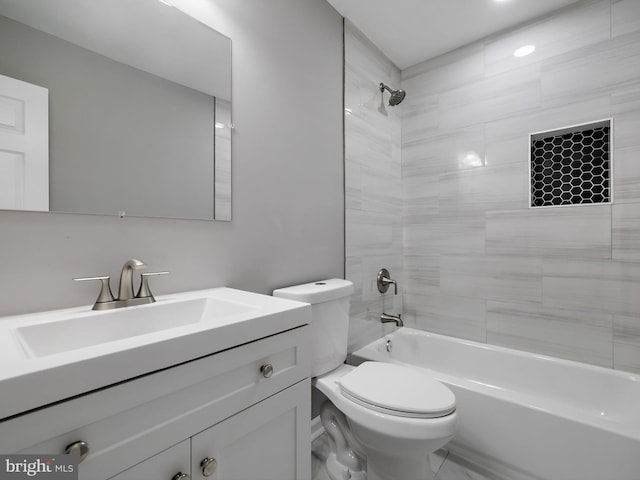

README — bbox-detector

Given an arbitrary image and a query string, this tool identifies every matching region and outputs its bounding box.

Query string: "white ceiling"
[326,0,584,69]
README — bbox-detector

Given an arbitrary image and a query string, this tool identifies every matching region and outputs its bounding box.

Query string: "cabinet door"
[191,379,310,480]
[109,439,190,480]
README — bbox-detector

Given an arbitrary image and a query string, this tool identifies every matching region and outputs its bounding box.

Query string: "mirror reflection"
[0,0,232,220]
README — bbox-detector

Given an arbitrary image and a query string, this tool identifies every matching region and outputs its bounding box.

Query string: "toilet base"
[325,452,367,480]
[320,401,366,480]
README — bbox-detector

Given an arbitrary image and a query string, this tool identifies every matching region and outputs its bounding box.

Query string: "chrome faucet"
[74,259,168,310]
[381,313,403,327]
[117,258,146,301]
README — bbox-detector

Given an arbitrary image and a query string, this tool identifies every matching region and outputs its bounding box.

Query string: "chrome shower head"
[380,82,406,106]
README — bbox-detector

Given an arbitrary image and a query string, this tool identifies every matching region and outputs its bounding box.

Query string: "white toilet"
[273,279,458,480]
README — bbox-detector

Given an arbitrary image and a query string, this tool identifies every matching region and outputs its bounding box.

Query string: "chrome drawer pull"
[260,363,274,378]
[64,441,90,463]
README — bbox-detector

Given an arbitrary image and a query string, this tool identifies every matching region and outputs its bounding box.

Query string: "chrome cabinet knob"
[171,473,191,480]
[260,363,273,378]
[200,457,218,477]
[64,441,90,463]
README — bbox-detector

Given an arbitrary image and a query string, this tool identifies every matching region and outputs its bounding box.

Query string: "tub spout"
[381,313,403,327]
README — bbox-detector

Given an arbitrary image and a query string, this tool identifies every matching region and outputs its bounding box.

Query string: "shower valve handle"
[377,268,398,295]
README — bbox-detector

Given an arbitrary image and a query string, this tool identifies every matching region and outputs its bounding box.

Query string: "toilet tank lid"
[273,279,354,304]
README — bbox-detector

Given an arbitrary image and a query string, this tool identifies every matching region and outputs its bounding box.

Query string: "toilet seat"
[337,362,455,418]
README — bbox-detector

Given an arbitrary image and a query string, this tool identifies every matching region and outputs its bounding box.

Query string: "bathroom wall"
[401,0,640,373]
[0,0,344,317]
[344,21,402,351]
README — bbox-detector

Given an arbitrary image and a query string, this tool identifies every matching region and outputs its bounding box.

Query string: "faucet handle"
[377,268,398,295]
[136,271,169,300]
[73,276,115,308]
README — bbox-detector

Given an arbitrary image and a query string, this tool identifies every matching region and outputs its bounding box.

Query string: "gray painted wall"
[0,0,344,317]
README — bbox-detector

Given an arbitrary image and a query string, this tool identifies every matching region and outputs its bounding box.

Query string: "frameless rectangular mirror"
[0,0,231,221]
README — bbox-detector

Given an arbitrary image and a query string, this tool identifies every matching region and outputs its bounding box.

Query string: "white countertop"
[0,288,310,420]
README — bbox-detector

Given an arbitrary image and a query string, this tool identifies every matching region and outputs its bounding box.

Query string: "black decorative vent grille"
[530,120,611,207]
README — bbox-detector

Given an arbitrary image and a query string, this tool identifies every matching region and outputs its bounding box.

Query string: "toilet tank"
[273,279,354,377]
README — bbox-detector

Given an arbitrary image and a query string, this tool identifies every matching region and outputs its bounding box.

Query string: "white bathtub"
[351,328,640,480]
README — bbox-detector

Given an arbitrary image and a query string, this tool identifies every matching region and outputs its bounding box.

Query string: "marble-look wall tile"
[487,301,613,367]
[613,314,640,373]
[402,167,438,222]
[541,30,640,107]
[612,0,640,37]
[345,114,394,167]
[486,205,612,258]
[543,259,640,316]
[612,85,640,150]
[613,146,640,203]
[441,255,542,304]
[403,293,486,342]
[485,0,611,77]
[404,254,440,296]
[484,136,529,167]
[345,21,403,326]
[346,256,365,315]
[404,214,486,255]
[345,21,399,93]
[439,65,541,130]
[439,162,529,214]
[346,210,394,257]
[612,203,640,261]
[345,154,362,211]
[402,43,485,93]
[402,124,485,176]
[343,0,640,375]
[401,90,439,144]
[485,96,611,148]
[361,161,402,213]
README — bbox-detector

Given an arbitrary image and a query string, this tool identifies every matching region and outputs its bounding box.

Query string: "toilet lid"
[337,362,456,418]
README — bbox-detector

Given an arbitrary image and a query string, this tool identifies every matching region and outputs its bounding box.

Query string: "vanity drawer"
[3,325,310,480]
[108,439,190,480]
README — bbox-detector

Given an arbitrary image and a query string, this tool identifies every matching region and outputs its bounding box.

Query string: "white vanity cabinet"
[189,380,308,480]
[109,440,191,480]
[0,325,311,480]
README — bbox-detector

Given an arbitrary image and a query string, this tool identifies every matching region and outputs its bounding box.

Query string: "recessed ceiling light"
[514,45,536,57]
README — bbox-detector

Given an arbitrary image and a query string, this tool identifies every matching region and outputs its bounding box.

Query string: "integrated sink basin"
[0,287,311,420]
[15,295,257,358]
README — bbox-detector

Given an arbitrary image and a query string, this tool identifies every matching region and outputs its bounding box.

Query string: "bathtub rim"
[350,327,640,442]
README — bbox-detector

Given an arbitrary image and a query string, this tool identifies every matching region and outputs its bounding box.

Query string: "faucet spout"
[117,259,146,301]
[381,313,403,327]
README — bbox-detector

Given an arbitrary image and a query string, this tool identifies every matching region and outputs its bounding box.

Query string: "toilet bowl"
[273,279,458,480]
